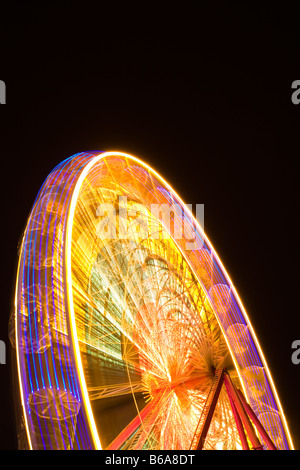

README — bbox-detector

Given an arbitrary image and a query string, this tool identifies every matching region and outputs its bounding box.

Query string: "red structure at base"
[106,368,277,450]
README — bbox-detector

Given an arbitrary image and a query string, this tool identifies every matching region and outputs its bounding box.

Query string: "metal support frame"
[106,368,277,450]
[236,388,276,450]
[190,368,225,450]
[192,369,277,450]
[225,379,249,450]
[224,371,277,450]
[224,372,264,449]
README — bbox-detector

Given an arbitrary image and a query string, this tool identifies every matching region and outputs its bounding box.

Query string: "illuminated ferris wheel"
[11,151,293,450]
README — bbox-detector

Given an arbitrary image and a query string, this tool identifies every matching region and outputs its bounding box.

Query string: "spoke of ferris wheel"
[77,333,167,383]
[106,389,169,450]
[73,285,169,378]
[125,394,168,450]
[87,381,144,400]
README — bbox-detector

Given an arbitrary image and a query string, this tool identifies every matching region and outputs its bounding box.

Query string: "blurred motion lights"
[10,151,293,450]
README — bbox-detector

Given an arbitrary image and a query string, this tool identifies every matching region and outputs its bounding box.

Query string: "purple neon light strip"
[18,152,100,449]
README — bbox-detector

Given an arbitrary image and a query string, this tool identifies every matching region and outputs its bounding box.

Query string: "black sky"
[0,3,300,450]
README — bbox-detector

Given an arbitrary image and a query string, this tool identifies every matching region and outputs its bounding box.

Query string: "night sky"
[1,3,299,450]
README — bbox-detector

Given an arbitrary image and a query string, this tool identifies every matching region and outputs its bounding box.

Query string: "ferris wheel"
[11,151,293,450]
